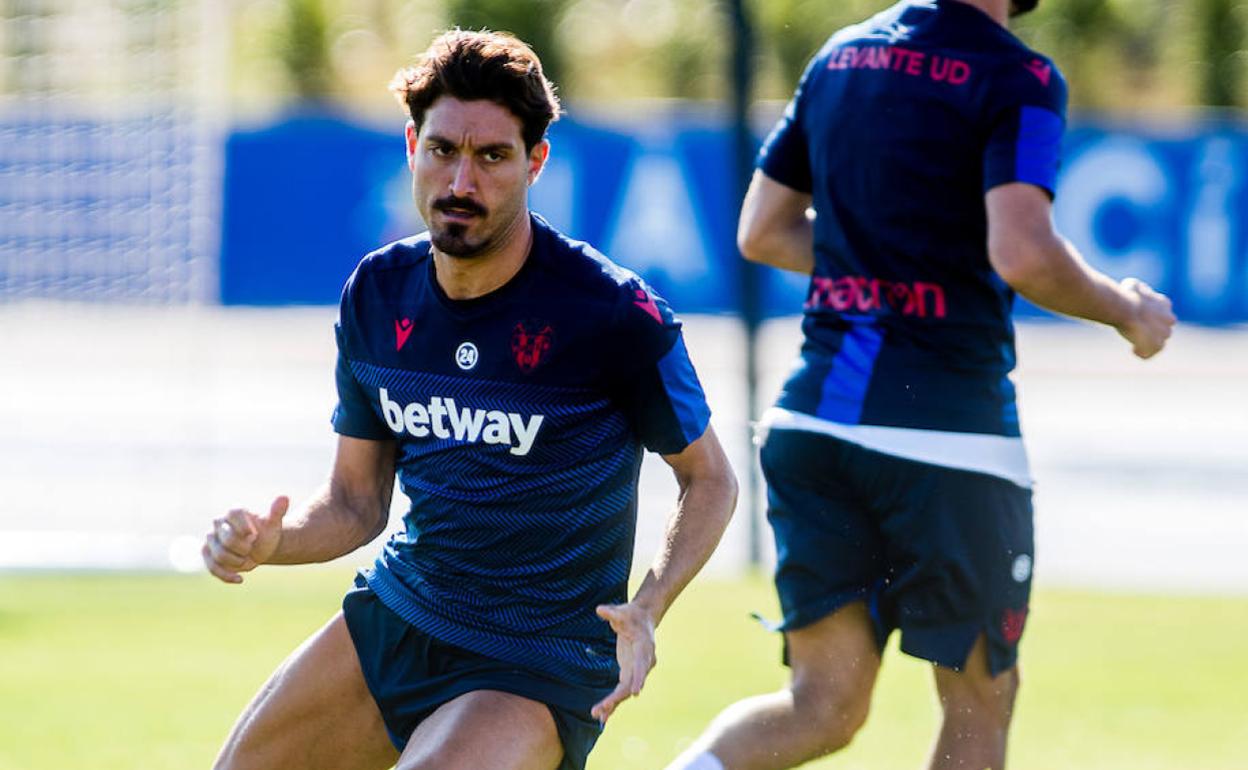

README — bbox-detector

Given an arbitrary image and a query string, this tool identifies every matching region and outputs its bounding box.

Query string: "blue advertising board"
[219,110,1248,324]
[1052,121,1248,323]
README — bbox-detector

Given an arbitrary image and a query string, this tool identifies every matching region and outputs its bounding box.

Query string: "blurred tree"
[229,0,1247,112]
[655,0,729,99]
[443,0,571,93]
[1196,0,1246,106]
[1013,0,1124,107]
[277,0,336,102]
[750,0,882,87]
[1011,0,1182,109]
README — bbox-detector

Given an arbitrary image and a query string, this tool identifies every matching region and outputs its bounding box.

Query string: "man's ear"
[405,120,418,171]
[527,139,550,185]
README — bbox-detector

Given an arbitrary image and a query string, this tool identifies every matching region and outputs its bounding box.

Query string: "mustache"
[433,196,487,216]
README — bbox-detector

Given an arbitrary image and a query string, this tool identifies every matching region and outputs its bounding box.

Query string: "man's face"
[408,96,548,259]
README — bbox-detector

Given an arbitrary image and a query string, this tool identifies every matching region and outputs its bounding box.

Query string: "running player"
[202,30,737,770]
[668,1,1174,769]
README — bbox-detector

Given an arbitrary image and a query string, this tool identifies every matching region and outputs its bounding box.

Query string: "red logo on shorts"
[511,321,554,373]
[1001,606,1029,645]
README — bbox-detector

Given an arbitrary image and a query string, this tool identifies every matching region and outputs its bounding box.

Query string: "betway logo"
[380,388,545,456]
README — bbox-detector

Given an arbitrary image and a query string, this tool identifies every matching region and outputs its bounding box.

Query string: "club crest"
[511,321,554,373]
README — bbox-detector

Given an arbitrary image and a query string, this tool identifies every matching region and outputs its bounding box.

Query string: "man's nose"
[449,157,476,197]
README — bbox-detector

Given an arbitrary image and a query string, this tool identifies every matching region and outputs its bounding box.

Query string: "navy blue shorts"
[760,428,1034,675]
[341,576,608,770]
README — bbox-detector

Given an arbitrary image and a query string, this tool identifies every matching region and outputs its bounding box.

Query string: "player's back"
[760,0,1066,447]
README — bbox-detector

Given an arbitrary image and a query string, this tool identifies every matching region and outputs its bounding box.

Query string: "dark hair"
[1009,0,1040,16]
[389,29,561,151]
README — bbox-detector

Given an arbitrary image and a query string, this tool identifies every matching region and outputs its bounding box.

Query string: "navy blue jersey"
[757,0,1066,486]
[332,214,711,685]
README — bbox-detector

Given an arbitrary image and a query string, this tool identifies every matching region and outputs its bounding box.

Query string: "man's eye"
[430,145,454,157]
[483,151,504,162]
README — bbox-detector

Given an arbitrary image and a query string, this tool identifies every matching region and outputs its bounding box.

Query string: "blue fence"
[220,110,1248,324]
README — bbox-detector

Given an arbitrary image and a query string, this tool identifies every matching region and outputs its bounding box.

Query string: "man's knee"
[790,671,873,753]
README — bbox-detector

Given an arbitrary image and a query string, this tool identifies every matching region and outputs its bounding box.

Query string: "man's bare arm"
[633,425,737,624]
[738,170,815,275]
[203,435,396,583]
[591,425,738,722]
[986,182,1176,358]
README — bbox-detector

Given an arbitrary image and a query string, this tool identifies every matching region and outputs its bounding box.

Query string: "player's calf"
[670,678,872,770]
[929,637,1020,770]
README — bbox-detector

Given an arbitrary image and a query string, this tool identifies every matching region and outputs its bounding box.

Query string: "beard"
[431,223,489,258]
[1010,0,1040,16]
[428,196,492,258]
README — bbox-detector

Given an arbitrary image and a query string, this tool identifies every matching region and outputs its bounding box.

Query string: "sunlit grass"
[0,569,1244,769]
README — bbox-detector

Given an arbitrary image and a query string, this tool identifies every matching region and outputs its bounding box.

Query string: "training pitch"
[1,569,1245,770]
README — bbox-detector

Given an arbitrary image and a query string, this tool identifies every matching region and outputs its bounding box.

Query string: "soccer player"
[201,30,736,770]
[667,1,1175,769]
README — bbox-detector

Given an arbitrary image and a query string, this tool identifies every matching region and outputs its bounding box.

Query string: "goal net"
[0,0,224,303]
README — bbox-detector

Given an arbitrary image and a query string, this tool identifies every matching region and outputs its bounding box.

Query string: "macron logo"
[1024,58,1052,87]
[395,318,414,351]
[379,388,544,456]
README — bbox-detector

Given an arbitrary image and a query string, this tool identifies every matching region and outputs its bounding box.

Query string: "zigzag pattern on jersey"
[372,511,633,680]
[352,359,644,680]
[367,564,620,683]
[384,467,638,656]
[397,476,637,574]
[393,408,633,502]
[383,510,634,632]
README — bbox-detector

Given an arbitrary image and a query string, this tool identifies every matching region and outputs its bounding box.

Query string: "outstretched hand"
[202,496,289,584]
[590,602,658,724]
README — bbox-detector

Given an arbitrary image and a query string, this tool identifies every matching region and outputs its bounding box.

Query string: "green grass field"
[1,568,1245,770]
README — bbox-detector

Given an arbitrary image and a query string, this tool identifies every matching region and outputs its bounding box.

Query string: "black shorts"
[761,428,1034,675]
[341,576,608,770]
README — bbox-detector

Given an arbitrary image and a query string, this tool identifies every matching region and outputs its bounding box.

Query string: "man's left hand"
[590,602,657,724]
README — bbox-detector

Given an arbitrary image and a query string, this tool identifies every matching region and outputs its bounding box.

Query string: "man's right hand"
[202,496,289,584]
[1115,278,1176,359]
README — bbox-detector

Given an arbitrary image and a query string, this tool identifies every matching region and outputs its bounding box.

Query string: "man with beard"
[666,1,1174,769]
[202,30,736,770]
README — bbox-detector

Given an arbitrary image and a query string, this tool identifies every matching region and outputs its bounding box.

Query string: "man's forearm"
[1005,235,1134,328]
[631,473,737,626]
[267,481,390,565]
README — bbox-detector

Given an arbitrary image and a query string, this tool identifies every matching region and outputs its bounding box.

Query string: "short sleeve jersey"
[332,214,711,686]
[758,0,1067,456]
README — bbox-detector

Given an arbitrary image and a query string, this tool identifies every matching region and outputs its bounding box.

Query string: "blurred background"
[1,0,1246,587]
[2,2,1247,769]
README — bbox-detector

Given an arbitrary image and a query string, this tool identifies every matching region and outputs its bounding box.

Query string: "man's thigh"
[214,611,398,770]
[759,428,887,635]
[760,427,1034,676]
[397,690,563,770]
[786,600,882,712]
[343,578,607,769]
[868,449,1034,676]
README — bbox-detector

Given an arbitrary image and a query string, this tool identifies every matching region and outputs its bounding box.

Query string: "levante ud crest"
[511,321,554,373]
